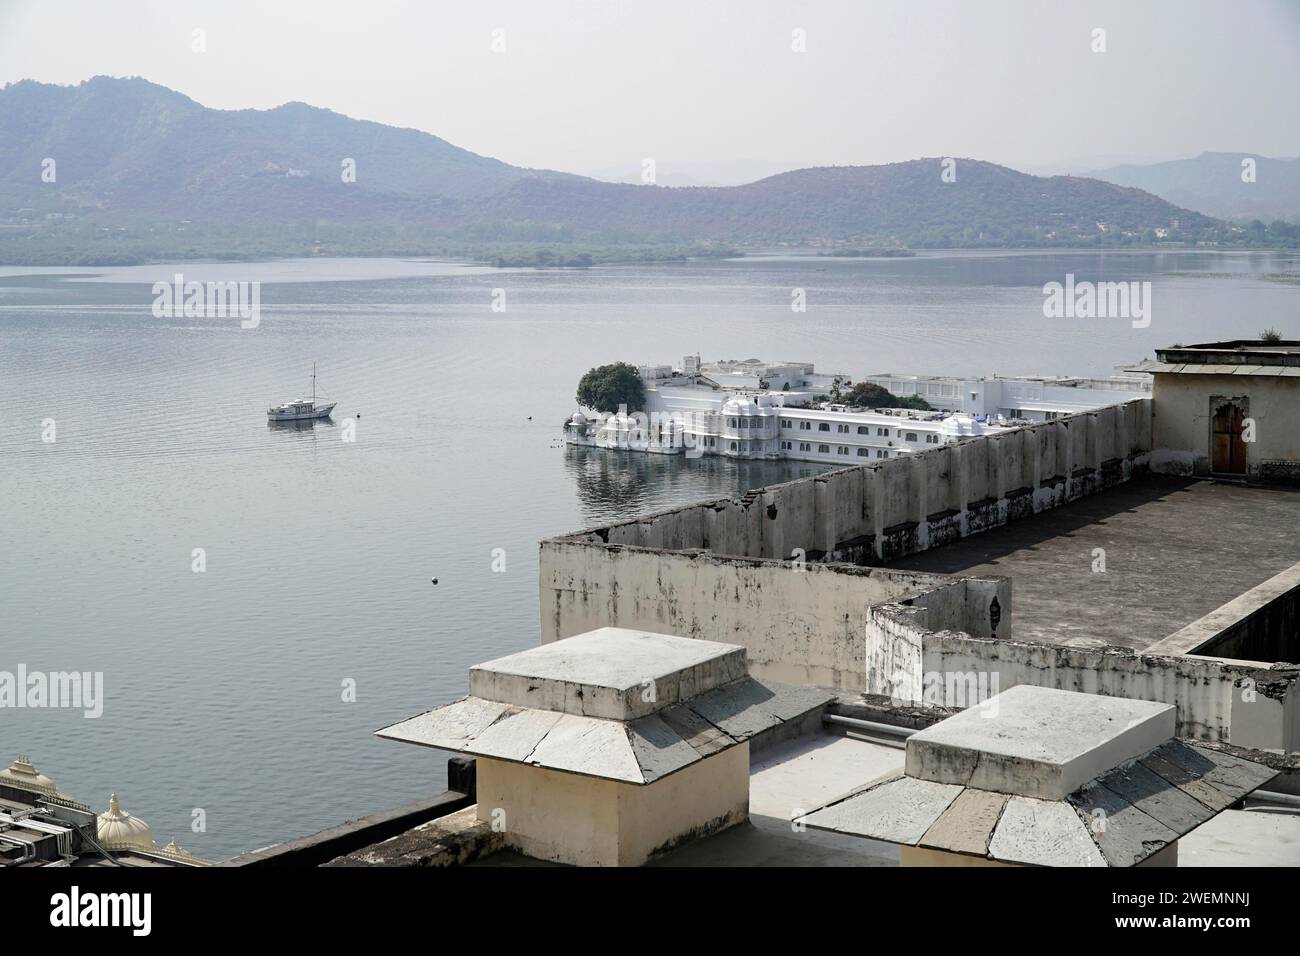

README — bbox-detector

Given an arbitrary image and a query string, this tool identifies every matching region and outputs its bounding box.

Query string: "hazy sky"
[2,0,1298,176]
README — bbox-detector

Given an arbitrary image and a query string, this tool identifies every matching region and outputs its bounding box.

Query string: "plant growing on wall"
[576,362,646,413]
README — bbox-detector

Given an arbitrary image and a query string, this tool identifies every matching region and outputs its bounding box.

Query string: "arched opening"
[1211,398,1248,476]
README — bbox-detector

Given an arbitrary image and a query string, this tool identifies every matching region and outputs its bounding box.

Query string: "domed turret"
[0,755,58,796]
[97,793,156,851]
[722,396,760,418]
[161,838,195,860]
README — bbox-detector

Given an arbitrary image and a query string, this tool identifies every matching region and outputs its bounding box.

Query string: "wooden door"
[1211,399,1247,475]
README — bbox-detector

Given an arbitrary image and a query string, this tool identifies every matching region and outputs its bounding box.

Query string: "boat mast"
[312,362,316,405]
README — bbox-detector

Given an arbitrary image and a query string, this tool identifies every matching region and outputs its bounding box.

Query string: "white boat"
[268,363,337,422]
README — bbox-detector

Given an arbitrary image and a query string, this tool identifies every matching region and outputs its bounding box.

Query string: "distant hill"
[0,77,1284,265]
[587,159,798,188]
[473,160,1221,247]
[0,76,573,214]
[1087,152,1300,224]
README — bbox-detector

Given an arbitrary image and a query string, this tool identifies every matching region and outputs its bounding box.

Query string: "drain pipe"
[823,713,916,749]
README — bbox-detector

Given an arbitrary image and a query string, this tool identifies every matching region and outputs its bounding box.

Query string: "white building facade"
[565,356,1148,463]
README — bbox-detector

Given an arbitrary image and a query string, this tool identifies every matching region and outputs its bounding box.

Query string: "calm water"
[2,249,1296,858]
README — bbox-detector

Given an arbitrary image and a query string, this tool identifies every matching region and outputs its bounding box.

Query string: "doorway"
[1210,398,1248,476]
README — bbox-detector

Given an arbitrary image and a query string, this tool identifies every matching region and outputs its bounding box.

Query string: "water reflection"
[267,417,337,434]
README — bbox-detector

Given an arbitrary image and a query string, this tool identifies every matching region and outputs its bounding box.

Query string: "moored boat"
[268,363,336,421]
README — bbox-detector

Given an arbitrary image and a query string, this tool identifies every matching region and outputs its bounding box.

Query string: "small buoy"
[431,578,438,585]
[528,416,532,421]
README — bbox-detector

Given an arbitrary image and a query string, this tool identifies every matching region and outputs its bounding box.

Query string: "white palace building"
[564,356,1150,465]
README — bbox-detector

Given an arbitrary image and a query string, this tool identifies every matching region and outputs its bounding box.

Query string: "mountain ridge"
[1,76,1290,265]
[1086,151,1300,224]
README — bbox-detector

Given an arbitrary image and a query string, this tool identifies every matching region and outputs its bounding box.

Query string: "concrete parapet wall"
[865,620,1300,752]
[540,538,1009,691]
[541,401,1149,693]
[552,400,1152,567]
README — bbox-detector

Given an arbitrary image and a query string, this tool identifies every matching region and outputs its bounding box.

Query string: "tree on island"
[845,381,931,411]
[576,362,646,412]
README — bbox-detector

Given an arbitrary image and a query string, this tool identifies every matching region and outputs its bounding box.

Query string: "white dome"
[97,793,155,852]
[722,397,759,416]
[0,755,57,796]
[570,411,588,425]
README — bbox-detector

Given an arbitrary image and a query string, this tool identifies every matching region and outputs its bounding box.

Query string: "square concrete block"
[905,685,1175,800]
[468,628,747,720]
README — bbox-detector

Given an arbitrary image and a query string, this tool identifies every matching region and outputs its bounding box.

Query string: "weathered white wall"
[865,619,1297,751]
[541,402,1147,691]
[558,399,1152,566]
[1151,373,1300,482]
[476,744,749,866]
[540,539,1008,691]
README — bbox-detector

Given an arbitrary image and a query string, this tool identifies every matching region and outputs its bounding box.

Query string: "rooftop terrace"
[887,475,1300,652]
[447,729,1296,868]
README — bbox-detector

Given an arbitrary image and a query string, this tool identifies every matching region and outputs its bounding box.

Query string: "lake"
[1,249,1295,858]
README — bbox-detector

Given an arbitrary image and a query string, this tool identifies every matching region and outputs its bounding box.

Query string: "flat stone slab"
[919,788,1008,857]
[1095,760,1214,834]
[468,628,747,720]
[799,775,963,845]
[1066,778,1180,867]
[1150,741,1278,804]
[376,697,510,751]
[795,686,1277,866]
[526,714,643,781]
[377,676,831,785]
[988,796,1106,867]
[906,685,1175,799]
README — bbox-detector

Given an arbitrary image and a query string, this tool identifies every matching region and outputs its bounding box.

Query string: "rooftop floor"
[467,730,1300,867]
[887,476,1300,652]
[474,733,906,867]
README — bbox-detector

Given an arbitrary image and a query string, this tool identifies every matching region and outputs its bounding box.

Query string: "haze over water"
[2,249,1295,858]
